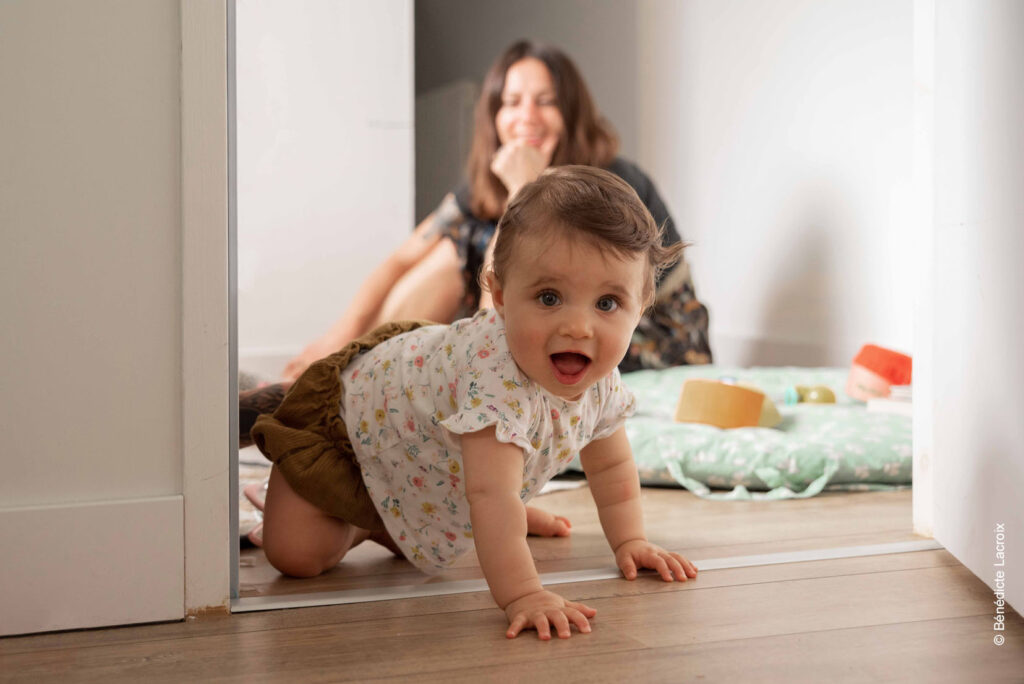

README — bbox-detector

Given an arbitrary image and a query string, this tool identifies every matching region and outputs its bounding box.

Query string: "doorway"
[229,0,926,610]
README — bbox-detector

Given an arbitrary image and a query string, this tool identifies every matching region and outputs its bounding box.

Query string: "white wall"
[637,0,915,366]
[237,0,414,372]
[0,0,186,633]
[927,0,1023,611]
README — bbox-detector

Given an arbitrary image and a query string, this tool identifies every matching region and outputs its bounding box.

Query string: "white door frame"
[195,1,945,615]
[182,0,233,615]
[910,0,934,538]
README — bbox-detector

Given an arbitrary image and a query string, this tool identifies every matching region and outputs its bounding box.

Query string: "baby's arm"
[461,427,596,639]
[580,426,699,582]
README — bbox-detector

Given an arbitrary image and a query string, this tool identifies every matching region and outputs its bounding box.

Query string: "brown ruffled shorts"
[250,320,432,531]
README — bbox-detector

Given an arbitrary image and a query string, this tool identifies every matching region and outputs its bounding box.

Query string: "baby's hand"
[503,590,596,640]
[614,539,699,582]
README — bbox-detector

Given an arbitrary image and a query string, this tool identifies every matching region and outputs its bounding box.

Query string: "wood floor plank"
[597,564,999,649]
[384,614,1024,684]
[239,487,916,598]
[529,487,913,551]
[0,607,646,683]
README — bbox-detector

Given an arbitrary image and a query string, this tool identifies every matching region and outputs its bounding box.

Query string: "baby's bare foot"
[526,506,572,537]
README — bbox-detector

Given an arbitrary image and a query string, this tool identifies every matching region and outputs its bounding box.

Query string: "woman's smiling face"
[494,57,565,157]
[488,232,646,400]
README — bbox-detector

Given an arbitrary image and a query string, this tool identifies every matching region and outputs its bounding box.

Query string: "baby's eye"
[596,296,619,313]
[538,291,561,307]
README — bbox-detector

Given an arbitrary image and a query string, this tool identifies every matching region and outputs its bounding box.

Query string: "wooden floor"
[239,484,925,597]
[3,489,1023,682]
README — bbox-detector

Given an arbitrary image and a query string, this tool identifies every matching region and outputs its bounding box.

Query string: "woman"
[280,40,711,382]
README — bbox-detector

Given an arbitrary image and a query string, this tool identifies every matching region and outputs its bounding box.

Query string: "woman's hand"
[504,590,596,640]
[490,140,554,198]
[614,539,699,582]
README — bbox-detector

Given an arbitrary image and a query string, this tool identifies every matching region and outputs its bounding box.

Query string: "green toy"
[783,385,837,405]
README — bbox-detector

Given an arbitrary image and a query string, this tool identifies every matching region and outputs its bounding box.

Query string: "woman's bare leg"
[377,238,465,325]
[261,466,371,577]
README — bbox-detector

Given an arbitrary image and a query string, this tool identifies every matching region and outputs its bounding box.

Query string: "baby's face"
[490,233,646,400]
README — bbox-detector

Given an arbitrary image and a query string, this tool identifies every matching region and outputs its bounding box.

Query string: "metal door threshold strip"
[232,538,942,613]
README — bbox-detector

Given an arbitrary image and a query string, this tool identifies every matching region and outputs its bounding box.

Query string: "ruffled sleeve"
[589,368,638,442]
[438,355,539,454]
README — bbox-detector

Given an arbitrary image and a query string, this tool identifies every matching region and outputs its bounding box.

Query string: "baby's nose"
[559,309,594,339]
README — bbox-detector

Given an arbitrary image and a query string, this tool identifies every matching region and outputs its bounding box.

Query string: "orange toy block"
[846,344,912,401]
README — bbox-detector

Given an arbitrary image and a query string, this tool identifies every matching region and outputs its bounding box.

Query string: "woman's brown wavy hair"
[465,40,619,221]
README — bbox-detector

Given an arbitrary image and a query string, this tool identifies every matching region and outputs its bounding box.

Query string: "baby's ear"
[485,271,506,316]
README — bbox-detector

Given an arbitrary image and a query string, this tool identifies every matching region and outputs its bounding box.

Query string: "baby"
[252,165,698,640]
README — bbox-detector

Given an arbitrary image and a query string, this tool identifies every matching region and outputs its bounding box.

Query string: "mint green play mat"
[569,366,912,501]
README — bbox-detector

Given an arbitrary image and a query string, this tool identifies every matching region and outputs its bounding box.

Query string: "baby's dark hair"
[488,165,683,307]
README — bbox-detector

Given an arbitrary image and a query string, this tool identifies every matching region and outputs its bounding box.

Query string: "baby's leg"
[525,505,572,537]
[262,465,371,577]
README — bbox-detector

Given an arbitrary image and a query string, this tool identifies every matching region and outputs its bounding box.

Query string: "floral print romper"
[341,309,636,572]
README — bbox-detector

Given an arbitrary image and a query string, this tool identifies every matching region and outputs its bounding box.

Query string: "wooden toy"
[674,379,765,429]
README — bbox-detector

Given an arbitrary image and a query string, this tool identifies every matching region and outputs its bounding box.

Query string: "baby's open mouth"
[550,352,591,384]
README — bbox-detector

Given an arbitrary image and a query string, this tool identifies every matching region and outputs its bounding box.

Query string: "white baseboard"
[0,496,184,636]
